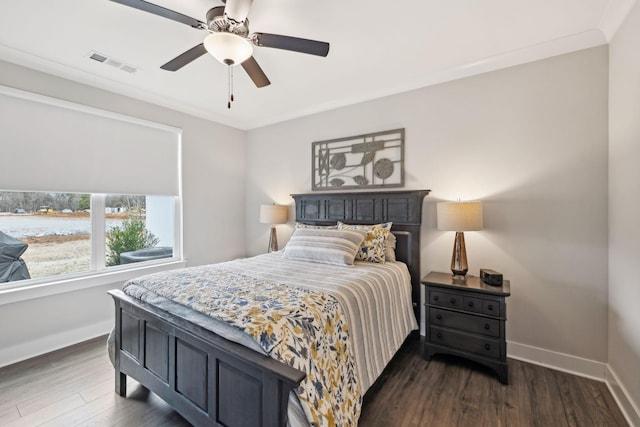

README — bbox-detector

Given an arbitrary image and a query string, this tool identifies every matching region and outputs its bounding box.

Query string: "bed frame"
[109,189,429,427]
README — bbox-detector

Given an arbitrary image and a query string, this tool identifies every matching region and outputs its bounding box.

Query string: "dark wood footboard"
[108,289,305,427]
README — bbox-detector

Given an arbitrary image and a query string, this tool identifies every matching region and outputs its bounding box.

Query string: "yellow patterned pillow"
[337,221,392,263]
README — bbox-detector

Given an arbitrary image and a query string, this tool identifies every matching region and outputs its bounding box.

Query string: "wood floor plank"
[79,377,117,403]
[0,334,629,427]
[38,392,120,427]
[0,403,20,423]
[15,368,113,417]
[357,337,628,427]
[4,394,86,427]
[85,385,191,427]
[0,351,111,407]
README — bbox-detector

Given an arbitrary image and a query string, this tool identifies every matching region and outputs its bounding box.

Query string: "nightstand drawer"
[429,308,500,338]
[462,295,484,314]
[429,326,501,359]
[482,300,500,317]
[429,290,463,310]
[461,295,501,317]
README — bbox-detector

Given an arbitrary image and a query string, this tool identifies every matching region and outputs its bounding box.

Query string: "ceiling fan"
[109,0,330,93]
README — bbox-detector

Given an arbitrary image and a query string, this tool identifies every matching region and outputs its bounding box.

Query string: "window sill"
[0,259,187,306]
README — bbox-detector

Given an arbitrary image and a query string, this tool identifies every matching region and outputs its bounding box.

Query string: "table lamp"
[437,201,483,278]
[260,204,288,252]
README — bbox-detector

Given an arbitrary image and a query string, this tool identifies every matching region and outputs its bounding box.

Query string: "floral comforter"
[122,265,361,427]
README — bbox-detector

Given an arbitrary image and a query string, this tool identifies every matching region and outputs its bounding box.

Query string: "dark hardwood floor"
[0,334,628,426]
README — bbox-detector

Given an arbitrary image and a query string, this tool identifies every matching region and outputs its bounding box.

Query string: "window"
[0,191,178,285]
[104,194,175,267]
[0,86,183,290]
[0,192,91,280]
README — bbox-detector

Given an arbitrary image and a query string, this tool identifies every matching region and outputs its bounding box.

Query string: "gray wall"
[609,0,640,419]
[0,60,246,364]
[3,37,636,421]
[246,47,610,363]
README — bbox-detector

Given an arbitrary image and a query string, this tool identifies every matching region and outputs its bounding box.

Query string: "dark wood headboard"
[291,189,430,321]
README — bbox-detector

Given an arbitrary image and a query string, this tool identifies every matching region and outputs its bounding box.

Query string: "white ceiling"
[0,0,635,130]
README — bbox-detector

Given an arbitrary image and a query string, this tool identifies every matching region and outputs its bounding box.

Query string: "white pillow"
[283,228,365,266]
[295,222,338,230]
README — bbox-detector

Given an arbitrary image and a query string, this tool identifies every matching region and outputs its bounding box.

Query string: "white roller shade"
[0,86,181,196]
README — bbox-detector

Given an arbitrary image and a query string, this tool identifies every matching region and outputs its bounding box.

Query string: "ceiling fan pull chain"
[231,64,234,102]
[227,63,232,109]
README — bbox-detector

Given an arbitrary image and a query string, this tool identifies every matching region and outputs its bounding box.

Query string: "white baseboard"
[606,365,640,427]
[0,320,113,368]
[507,340,607,380]
[508,340,640,426]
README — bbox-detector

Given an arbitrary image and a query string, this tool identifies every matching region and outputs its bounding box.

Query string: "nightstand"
[422,271,511,384]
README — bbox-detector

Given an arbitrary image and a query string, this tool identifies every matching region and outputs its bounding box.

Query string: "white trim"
[175,133,184,261]
[0,30,609,130]
[507,341,640,424]
[507,340,607,381]
[605,365,640,427]
[240,30,608,129]
[91,194,107,271]
[598,0,637,41]
[0,260,187,306]
[0,84,181,134]
[422,336,636,422]
[0,44,247,130]
[0,319,113,368]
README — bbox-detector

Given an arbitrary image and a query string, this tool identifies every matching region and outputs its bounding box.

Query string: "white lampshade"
[260,204,288,225]
[204,33,253,65]
[437,201,483,231]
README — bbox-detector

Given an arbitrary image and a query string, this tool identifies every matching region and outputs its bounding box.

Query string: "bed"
[108,189,429,426]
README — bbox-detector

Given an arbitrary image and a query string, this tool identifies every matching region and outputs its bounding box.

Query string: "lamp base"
[268,226,278,253]
[450,231,469,278]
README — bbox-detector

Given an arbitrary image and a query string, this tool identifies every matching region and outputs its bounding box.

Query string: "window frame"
[0,192,184,305]
[0,85,185,305]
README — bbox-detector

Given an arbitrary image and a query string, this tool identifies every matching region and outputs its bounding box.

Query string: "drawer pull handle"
[436,332,442,339]
[488,304,494,311]
[468,301,474,307]
[450,298,456,304]
[484,324,490,330]
[433,296,439,301]
[436,314,442,320]
[484,344,491,350]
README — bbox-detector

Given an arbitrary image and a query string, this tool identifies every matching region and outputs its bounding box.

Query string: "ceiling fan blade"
[241,56,271,88]
[252,33,329,57]
[160,44,207,71]
[223,0,253,23]
[109,0,206,29]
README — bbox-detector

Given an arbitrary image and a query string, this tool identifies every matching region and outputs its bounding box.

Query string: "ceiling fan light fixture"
[204,32,253,66]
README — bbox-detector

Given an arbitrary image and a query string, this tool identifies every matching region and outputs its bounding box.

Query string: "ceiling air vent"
[89,52,107,63]
[119,65,137,74]
[87,51,137,74]
[105,58,123,68]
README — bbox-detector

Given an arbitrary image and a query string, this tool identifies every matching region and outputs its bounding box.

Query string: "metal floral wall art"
[312,128,405,190]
